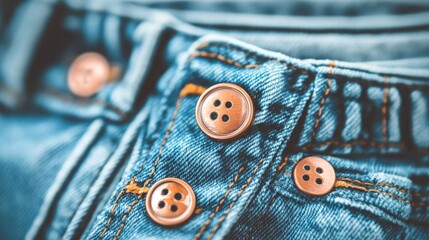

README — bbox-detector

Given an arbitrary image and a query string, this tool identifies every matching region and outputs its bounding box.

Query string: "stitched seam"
[335,180,409,203]
[99,190,126,239]
[98,125,154,238]
[99,84,205,239]
[207,158,265,240]
[195,43,309,74]
[191,49,429,154]
[98,148,153,238]
[113,90,187,240]
[338,177,409,194]
[276,156,289,172]
[193,42,429,90]
[131,84,206,181]
[382,75,389,142]
[193,165,246,240]
[285,170,410,203]
[311,62,334,142]
[113,194,144,240]
[190,52,259,69]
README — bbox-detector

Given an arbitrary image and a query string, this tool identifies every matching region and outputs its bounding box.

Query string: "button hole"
[302,175,310,181]
[174,193,182,200]
[161,189,168,195]
[210,112,218,120]
[158,201,165,208]
[214,100,221,107]
[222,115,229,122]
[225,101,232,108]
[303,165,310,171]
[316,178,323,184]
[171,205,178,212]
[316,167,323,174]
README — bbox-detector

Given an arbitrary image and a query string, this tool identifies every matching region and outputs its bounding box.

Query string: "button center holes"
[315,178,323,184]
[303,165,310,171]
[302,175,310,181]
[174,193,182,200]
[171,205,178,212]
[210,112,218,120]
[225,101,232,108]
[222,115,229,122]
[161,189,169,195]
[214,100,221,107]
[158,201,165,208]
[316,167,323,174]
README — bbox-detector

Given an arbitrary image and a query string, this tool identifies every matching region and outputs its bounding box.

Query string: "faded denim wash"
[0,1,429,240]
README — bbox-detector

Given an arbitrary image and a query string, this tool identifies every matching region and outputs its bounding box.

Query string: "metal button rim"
[145,177,196,226]
[195,83,254,140]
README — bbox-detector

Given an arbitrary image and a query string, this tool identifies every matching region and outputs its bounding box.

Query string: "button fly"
[293,156,336,196]
[67,52,111,97]
[146,178,196,226]
[196,83,254,140]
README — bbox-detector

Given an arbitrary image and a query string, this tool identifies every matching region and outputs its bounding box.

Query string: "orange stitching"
[190,52,259,69]
[194,208,203,214]
[195,42,210,50]
[190,45,428,153]
[99,84,205,239]
[112,84,204,240]
[114,195,142,240]
[196,43,255,60]
[99,190,125,239]
[311,62,334,142]
[283,172,410,201]
[195,42,308,74]
[276,156,289,172]
[191,50,309,74]
[207,158,265,240]
[382,76,389,141]
[131,84,206,180]
[337,177,410,194]
[193,42,429,90]
[179,83,207,97]
[125,179,149,195]
[98,153,151,238]
[335,180,409,203]
[193,165,246,240]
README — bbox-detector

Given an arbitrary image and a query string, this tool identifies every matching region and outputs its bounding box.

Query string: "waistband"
[1,0,428,157]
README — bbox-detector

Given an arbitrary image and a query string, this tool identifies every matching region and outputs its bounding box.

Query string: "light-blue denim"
[1,1,429,239]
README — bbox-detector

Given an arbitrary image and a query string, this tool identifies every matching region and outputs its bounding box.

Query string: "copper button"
[67,52,110,97]
[196,83,254,140]
[146,178,196,226]
[293,156,336,196]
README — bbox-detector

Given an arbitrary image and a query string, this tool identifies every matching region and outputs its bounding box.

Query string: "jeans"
[1,1,429,239]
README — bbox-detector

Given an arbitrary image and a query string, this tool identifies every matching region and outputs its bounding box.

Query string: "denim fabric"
[1,1,429,240]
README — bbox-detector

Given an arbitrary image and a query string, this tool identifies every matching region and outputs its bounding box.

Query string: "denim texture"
[1,1,429,240]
